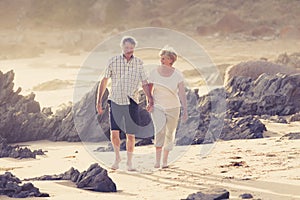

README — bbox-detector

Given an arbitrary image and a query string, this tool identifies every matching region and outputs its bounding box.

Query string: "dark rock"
[288,112,300,122]
[280,132,300,140]
[95,138,153,152]
[226,73,300,116]
[94,143,114,152]
[0,135,45,159]
[62,167,81,182]
[0,70,50,143]
[224,60,298,86]
[135,138,153,146]
[47,102,80,142]
[42,107,53,116]
[176,87,265,146]
[0,172,49,198]
[25,163,117,193]
[185,188,230,200]
[0,70,80,143]
[120,140,126,151]
[72,83,110,142]
[239,193,253,199]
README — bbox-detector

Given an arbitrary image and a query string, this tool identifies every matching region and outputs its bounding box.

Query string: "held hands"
[146,98,154,112]
[96,103,104,115]
[146,104,153,112]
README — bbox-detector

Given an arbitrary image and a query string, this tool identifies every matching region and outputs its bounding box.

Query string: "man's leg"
[126,133,136,171]
[111,130,121,170]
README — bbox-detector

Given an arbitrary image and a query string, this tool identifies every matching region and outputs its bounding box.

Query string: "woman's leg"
[154,147,163,168]
[162,108,180,168]
[162,149,169,168]
[152,107,166,168]
[154,128,165,168]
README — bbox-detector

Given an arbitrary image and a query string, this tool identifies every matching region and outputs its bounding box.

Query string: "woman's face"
[160,54,173,66]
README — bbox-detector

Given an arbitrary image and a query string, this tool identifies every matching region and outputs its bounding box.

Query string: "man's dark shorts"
[108,99,139,134]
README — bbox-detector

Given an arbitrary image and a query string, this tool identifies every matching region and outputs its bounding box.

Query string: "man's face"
[122,42,135,56]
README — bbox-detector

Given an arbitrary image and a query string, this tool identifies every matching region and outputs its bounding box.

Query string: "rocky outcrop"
[0,172,49,198]
[224,60,298,87]
[0,135,44,159]
[226,73,300,116]
[176,88,266,145]
[25,163,117,192]
[1,69,299,145]
[0,70,48,142]
[0,70,79,143]
[47,102,79,142]
[177,72,299,145]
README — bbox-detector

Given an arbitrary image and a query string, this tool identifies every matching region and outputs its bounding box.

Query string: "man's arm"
[96,77,109,115]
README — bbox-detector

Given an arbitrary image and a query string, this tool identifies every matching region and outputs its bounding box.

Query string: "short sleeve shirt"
[148,67,184,109]
[104,54,147,105]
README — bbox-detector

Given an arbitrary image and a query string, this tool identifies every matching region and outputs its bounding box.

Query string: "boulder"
[25,163,117,193]
[224,60,298,87]
[185,188,230,200]
[0,172,49,198]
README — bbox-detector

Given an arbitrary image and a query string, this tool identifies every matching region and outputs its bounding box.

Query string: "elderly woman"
[148,46,188,168]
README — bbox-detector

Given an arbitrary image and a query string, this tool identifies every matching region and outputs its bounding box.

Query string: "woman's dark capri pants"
[108,99,140,134]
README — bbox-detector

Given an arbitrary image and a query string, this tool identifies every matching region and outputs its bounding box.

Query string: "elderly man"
[96,36,153,171]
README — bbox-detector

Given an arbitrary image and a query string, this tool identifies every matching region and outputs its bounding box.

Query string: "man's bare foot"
[154,163,160,168]
[111,158,121,170]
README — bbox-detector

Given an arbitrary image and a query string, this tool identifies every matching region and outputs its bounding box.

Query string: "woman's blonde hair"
[159,46,177,65]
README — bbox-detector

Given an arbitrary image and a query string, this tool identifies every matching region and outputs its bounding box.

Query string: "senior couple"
[96,36,188,171]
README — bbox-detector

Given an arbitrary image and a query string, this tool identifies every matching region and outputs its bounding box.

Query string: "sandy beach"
[1,1,300,199]
[1,120,299,200]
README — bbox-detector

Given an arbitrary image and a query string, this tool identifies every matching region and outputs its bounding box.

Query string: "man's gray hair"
[120,36,138,47]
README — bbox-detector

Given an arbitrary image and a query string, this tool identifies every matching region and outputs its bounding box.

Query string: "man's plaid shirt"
[104,54,147,105]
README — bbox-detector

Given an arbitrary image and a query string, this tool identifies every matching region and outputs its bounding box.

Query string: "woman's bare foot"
[111,158,121,170]
[154,163,160,168]
[162,163,168,169]
[127,162,136,171]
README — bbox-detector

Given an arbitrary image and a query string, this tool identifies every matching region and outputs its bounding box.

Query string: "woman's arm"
[178,81,188,122]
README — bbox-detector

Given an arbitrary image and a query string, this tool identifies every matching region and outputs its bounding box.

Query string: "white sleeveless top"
[148,67,184,109]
